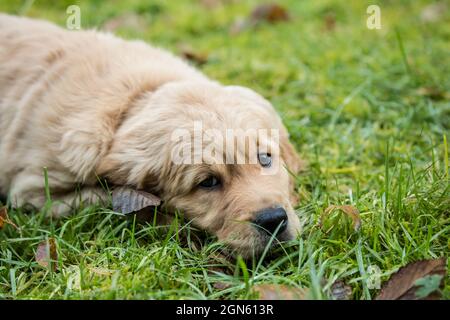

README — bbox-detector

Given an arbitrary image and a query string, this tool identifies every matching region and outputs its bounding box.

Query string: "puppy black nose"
[253,206,288,235]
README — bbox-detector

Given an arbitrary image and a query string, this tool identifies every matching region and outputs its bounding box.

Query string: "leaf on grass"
[330,280,352,300]
[323,13,336,32]
[416,87,449,101]
[375,258,447,300]
[230,3,289,35]
[112,186,160,215]
[35,238,58,271]
[321,205,362,231]
[213,281,231,290]
[0,206,8,229]
[250,3,290,24]
[178,44,209,65]
[254,284,308,300]
[0,206,18,230]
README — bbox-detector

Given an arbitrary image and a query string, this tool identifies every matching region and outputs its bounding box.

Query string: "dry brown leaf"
[416,87,449,101]
[250,3,290,24]
[323,13,336,32]
[330,280,352,300]
[35,238,58,271]
[376,258,447,300]
[178,44,209,65]
[254,284,308,300]
[0,206,18,230]
[230,3,289,35]
[0,206,7,229]
[213,281,231,290]
[321,205,362,231]
[112,186,160,215]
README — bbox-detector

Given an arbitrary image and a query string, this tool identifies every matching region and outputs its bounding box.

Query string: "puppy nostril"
[253,206,288,235]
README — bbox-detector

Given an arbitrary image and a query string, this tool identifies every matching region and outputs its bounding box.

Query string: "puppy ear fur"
[280,135,303,174]
[280,136,304,206]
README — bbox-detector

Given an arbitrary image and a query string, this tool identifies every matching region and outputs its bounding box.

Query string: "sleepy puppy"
[0,14,303,258]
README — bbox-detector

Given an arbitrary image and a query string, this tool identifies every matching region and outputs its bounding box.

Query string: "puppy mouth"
[257,228,293,250]
[221,228,294,260]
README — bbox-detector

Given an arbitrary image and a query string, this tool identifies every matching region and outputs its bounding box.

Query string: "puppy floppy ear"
[280,134,303,175]
[279,130,304,206]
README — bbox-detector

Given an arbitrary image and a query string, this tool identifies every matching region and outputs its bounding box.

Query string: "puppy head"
[99,81,303,258]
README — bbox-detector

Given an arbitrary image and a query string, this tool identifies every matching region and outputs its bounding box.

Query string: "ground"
[0,0,449,300]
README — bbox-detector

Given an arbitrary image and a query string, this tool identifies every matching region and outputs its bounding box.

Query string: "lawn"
[0,0,449,300]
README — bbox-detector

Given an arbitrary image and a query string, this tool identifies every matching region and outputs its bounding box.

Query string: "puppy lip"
[254,228,290,246]
[220,229,294,259]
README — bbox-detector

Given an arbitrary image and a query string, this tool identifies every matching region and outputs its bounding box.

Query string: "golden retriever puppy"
[0,14,302,257]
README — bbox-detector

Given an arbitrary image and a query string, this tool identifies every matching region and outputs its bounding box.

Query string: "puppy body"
[0,14,206,206]
[0,14,302,257]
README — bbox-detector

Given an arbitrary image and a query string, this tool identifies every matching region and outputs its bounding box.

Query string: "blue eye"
[199,176,221,189]
[258,153,272,167]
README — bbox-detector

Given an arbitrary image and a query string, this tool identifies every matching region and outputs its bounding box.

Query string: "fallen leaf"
[416,87,449,101]
[323,13,336,32]
[35,238,58,271]
[0,206,18,230]
[330,280,352,300]
[250,3,290,24]
[178,44,209,65]
[230,3,289,35]
[112,186,160,215]
[0,206,8,229]
[376,258,447,300]
[213,281,231,290]
[254,284,308,300]
[321,205,362,231]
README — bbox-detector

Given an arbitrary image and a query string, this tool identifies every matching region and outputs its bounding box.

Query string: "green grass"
[0,0,449,300]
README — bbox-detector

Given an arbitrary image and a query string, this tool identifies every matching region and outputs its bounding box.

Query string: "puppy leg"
[9,170,109,217]
[280,139,305,206]
[9,170,49,209]
[46,187,110,217]
[15,186,109,217]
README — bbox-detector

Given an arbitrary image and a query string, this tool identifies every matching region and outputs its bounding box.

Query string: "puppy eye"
[199,176,221,189]
[258,153,272,168]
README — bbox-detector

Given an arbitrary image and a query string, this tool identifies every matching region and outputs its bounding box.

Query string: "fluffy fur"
[0,14,303,257]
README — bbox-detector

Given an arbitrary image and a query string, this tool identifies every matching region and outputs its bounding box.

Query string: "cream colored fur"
[0,14,302,257]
